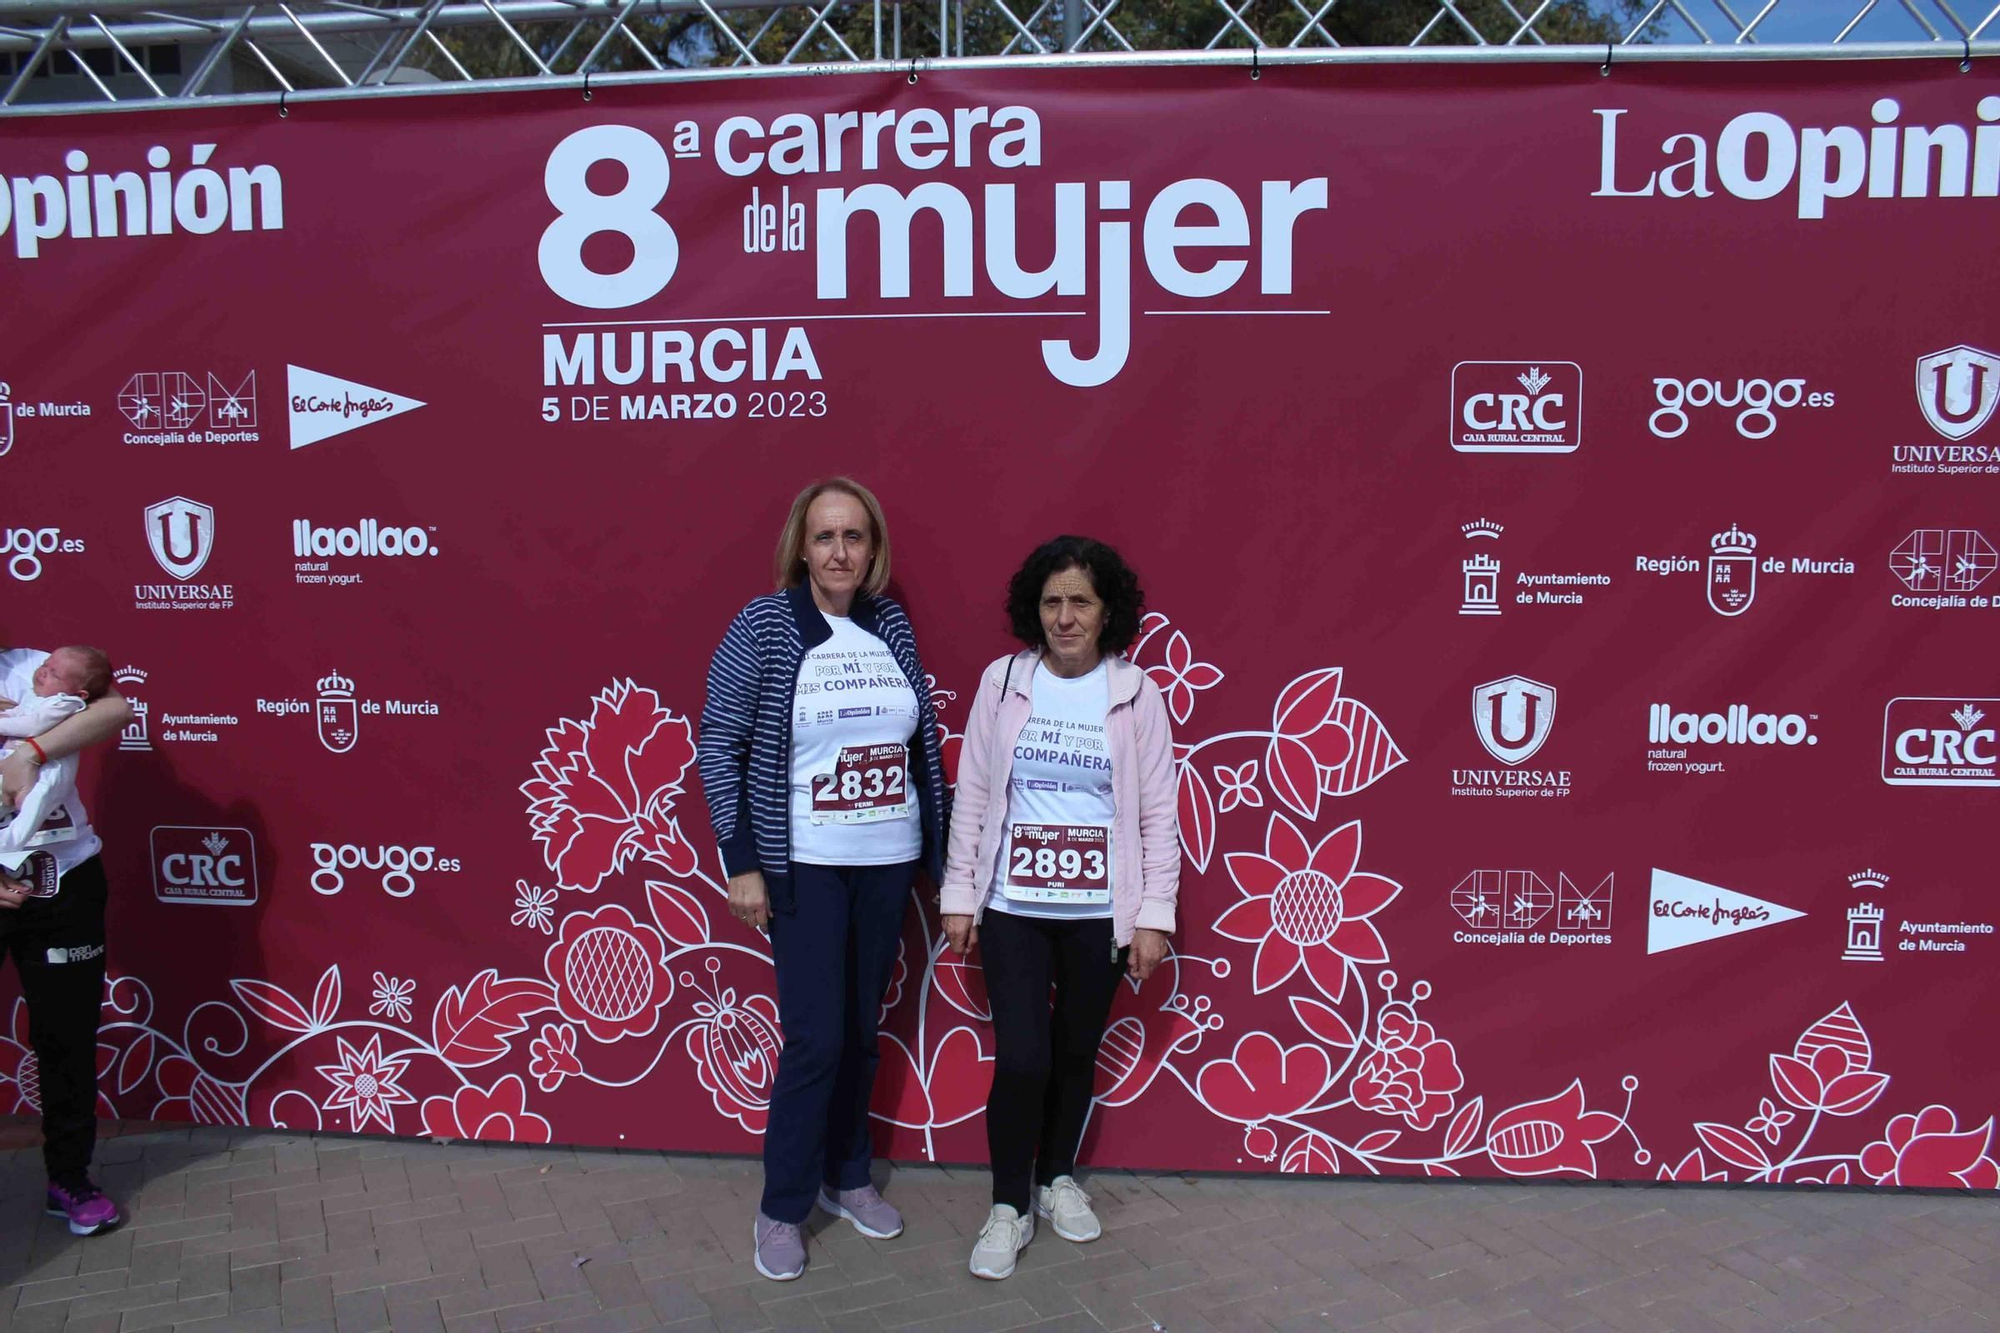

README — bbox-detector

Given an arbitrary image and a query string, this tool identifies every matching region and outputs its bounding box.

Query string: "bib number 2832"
[1004,823,1111,904]
[810,743,911,824]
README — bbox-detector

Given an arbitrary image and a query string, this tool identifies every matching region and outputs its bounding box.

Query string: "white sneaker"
[1035,1175,1102,1243]
[969,1204,1034,1279]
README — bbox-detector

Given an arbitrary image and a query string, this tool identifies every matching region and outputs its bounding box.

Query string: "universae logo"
[143,496,214,580]
[1472,675,1557,766]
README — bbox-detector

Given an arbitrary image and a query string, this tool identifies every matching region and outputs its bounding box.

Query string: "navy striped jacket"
[696,581,949,913]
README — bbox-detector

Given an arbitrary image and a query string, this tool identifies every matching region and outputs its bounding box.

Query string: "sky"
[1635,0,1988,45]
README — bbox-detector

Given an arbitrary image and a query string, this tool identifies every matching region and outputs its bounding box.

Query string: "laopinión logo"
[1,143,284,260]
[1881,698,1998,788]
[151,826,258,905]
[1647,376,1834,440]
[1893,344,2000,477]
[119,370,259,445]
[309,843,462,897]
[1449,363,1582,453]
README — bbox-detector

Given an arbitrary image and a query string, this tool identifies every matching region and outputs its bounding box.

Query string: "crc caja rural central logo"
[1450,362,1582,453]
[151,826,258,905]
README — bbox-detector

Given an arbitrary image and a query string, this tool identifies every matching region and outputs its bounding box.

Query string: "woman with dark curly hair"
[938,536,1178,1280]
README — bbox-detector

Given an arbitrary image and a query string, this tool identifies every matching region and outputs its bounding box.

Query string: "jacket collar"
[784,581,881,649]
[1003,648,1143,706]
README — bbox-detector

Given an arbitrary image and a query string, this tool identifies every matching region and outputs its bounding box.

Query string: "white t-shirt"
[986,660,1115,920]
[788,615,922,866]
[0,649,102,886]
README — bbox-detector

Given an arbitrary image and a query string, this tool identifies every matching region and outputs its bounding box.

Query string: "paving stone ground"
[0,1119,1995,1333]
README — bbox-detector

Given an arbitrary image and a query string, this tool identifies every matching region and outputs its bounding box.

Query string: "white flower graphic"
[368,973,415,1023]
[512,880,557,934]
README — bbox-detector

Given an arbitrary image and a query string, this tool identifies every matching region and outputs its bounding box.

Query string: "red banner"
[3,60,1997,1188]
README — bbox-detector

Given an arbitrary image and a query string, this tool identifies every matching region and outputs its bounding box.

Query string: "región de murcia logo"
[1634,524,1853,617]
[254,670,443,752]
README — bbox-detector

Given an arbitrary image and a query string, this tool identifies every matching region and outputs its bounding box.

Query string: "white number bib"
[1003,823,1112,904]
[809,743,912,824]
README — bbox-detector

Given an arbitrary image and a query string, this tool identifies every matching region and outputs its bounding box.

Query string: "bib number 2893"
[1004,823,1111,904]
[810,743,910,824]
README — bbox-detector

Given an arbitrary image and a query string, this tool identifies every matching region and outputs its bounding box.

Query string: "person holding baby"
[0,642,132,1236]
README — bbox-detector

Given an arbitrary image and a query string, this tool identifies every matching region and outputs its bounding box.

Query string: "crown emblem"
[1953,703,1986,731]
[1516,367,1551,395]
[317,671,355,699]
[202,832,229,857]
[1711,524,1757,555]
[113,665,148,686]
[1847,869,1889,892]
[1461,519,1504,540]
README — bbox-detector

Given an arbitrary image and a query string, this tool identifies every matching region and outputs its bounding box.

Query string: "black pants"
[761,860,914,1224]
[980,909,1127,1212]
[0,855,107,1187]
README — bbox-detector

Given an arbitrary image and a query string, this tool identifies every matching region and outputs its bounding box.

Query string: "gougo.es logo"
[309,842,462,897]
[1648,377,1834,440]
[5,526,85,581]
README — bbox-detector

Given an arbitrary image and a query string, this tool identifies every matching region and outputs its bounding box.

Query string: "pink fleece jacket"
[939,650,1179,946]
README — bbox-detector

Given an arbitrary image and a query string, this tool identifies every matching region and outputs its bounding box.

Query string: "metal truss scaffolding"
[0,0,1995,111]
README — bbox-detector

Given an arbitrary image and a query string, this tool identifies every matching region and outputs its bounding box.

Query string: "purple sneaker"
[817,1184,903,1239]
[752,1212,806,1281]
[46,1180,120,1236]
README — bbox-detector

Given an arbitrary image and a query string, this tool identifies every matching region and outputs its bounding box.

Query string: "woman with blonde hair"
[697,478,950,1281]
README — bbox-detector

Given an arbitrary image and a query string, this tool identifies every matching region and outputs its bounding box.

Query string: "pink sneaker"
[817,1184,903,1239]
[46,1179,121,1236]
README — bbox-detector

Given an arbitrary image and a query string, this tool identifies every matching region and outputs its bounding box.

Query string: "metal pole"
[1,13,65,104]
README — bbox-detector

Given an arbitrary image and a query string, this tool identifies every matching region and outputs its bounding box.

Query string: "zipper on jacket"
[780,637,805,873]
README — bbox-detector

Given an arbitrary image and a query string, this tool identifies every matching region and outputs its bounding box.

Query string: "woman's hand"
[1127,928,1169,983]
[942,913,977,956]
[727,871,771,932]
[0,747,39,810]
[0,875,29,910]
